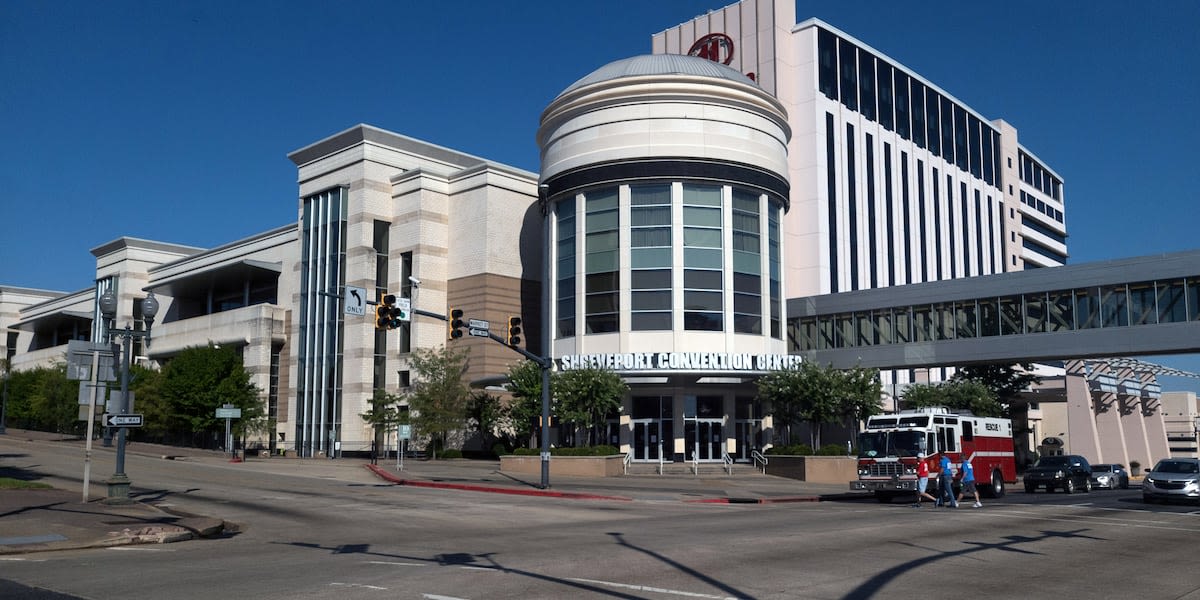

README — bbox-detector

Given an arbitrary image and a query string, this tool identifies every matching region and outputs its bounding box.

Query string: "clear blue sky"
[3,1,1199,387]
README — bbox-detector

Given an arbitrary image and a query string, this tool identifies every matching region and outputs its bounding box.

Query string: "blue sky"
[3,1,1199,387]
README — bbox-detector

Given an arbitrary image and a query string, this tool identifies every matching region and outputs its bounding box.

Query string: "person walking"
[957,456,982,508]
[911,452,939,507]
[937,454,958,507]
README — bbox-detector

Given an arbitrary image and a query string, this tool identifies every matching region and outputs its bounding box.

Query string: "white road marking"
[368,560,428,567]
[106,547,176,552]
[568,577,744,599]
[423,595,469,600]
[331,582,388,590]
[459,566,499,571]
[0,557,48,562]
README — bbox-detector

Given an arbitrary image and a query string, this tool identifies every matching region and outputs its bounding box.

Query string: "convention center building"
[2,0,1085,463]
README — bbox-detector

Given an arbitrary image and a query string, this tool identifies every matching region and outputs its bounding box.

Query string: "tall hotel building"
[1,0,1069,463]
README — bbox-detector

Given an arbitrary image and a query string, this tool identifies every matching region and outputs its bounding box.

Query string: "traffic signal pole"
[413,307,554,490]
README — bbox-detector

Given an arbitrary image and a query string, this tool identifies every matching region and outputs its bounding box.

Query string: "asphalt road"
[4,437,1200,600]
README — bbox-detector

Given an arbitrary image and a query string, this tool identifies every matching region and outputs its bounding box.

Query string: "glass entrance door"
[685,419,723,462]
[734,419,763,461]
[632,420,661,461]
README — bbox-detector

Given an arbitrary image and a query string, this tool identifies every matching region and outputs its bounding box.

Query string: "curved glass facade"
[553,181,783,341]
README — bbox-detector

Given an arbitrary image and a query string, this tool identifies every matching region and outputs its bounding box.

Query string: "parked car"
[1090,463,1130,489]
[1142,458,1200,504]
[1023,454,1093,493]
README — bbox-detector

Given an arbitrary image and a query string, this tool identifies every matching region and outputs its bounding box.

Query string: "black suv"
[1023,454,1092,494]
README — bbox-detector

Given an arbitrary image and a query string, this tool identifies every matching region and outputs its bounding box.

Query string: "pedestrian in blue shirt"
[937,454,958,507]
[957,457,982,508]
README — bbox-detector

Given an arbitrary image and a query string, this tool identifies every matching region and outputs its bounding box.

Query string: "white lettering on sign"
[557,352,802,372]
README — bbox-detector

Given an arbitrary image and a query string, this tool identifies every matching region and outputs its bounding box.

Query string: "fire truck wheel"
[987,471,1006,498]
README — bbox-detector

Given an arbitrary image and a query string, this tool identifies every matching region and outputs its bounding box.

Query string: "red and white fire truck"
[849,407,1017,503]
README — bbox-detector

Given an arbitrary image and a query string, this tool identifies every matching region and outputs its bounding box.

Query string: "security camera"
[408,276,421,287]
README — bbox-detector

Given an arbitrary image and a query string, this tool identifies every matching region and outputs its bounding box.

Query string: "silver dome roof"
[560,54,756,95]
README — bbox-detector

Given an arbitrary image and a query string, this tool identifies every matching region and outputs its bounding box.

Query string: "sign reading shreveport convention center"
[557,352,802,372]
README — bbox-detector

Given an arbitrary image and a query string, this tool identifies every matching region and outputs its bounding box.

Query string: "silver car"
[1090,463,1129,489]
[1142,458,1200,504]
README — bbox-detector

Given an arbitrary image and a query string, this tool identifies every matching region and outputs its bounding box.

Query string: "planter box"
[500,454,626,478]
[764,455,857,484]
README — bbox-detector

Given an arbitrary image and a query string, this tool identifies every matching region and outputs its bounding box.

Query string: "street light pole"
[98,290,158,504]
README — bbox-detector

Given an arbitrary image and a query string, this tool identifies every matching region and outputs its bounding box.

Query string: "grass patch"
[0,477,53,490]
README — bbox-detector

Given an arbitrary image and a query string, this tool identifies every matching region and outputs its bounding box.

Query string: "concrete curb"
[363,464,634,501]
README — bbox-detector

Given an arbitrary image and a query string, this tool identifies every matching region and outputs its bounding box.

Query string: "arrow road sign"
[468,327,489,337]
[344,286,367,316]
[104,414,144,428]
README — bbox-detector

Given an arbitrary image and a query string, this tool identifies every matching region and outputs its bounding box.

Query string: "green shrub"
[491,443,510,457]
[765,444,813,455]
[816,443,850,456]
[440,449,463,459]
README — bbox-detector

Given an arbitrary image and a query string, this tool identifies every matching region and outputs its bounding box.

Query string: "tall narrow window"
[917,161,928,282]
[585,188,619,333]
[732,189,762,334]
[683,184,723,331]
[838,38,858,112]
[630,184,672,331]
[911,80,926,149]
[818,28,839,101]
[826,113,839,293]
[865,133,878,289]
[556,198,577,337]
[877,62,894,130]
[858,49,876,121]
[901,153,911,285]
[926,91,941,156]
[884,143,894,286]
[894,68,909,140]
[372,219,389,391]
[846,123,858,290]
[768,204,782,339]
[297,186,348,457]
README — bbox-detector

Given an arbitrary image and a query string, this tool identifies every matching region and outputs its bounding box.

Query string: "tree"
[158,345,262,448]
[27,363,77,436]
[466,390,510,454]
[756,362,882,448]
[362,388,406,463]
[552,366,627,446]
[902,379,1003,417]
[504,359,548,448]
[951,363,1042,415]
[404,345,470,459]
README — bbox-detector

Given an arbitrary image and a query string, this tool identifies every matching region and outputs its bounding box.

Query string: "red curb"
[363,464,632,502]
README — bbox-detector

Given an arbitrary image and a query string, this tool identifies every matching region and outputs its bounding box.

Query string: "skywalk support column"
[1064,360,1102,459]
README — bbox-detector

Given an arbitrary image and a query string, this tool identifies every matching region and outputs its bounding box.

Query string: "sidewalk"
[1,429,863,555]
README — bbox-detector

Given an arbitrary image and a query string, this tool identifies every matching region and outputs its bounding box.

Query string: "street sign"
[468,319,490,330]
[468,327,489,337]
[395,297,411,322]
[344,286,367,316]
[397,424,412,440]
[66,340,117,382]
[104,413,144,428]
[215,407,242,419]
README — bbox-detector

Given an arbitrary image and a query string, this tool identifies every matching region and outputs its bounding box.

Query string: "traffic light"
[449,308,464,339]
[506,315,522,347]
[375,294,395,330]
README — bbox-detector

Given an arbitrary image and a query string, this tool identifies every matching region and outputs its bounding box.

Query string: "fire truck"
[849,407,1017,503]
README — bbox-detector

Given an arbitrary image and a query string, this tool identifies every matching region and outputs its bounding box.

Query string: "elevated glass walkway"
[787,249,1200,370]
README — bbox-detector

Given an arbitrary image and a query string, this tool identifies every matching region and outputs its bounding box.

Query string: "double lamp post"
[97,290,158,504]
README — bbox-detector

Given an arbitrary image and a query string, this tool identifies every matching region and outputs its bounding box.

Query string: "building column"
[1065,360,1102,459]
[1137,371,1171,465]
[1095,368,1129,464]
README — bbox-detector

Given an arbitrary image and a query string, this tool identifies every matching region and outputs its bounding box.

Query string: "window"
[630,184,672,330]
[768,204,782,339]
[585,188,620,333]
[732,189,762,334]
[683,184,723,331]
[894,68,909,139]
[818,29,838,101]
[838,38,858,111]
[877,62,894,130]
[858,49,876,120]
[556,198,577,337]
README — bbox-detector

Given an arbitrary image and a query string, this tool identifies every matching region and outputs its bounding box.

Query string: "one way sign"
[104,414,144,428]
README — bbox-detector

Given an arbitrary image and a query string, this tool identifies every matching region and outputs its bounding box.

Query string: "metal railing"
[722,451,734,475]
[691,453,699,476]
[752,449,768,474]
[623,451,633,475]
